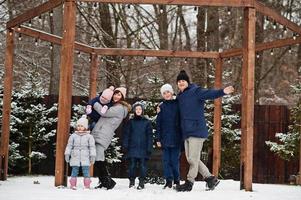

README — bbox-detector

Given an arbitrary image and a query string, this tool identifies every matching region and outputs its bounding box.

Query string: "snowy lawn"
[0,176,300,200]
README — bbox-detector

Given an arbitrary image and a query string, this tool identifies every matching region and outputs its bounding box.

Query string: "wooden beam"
[54,0,76,187]
[241,7,255,192]
[220,36,301,58]
[89,54,98,99]
[94,48,219,58]
[15,26,93,54]
[0,30,15,181]
[80,0,254,7]
[212,57,223,177]
[255,0,301,35]
[7,0,63,29]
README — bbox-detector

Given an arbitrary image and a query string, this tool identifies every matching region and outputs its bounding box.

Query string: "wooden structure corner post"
[89,53,98,99]
[212,57,223,177]
[54,0,76,187]
[242,7,256,192]
[0,30,15,181]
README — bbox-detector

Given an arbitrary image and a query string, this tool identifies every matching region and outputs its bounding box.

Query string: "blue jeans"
[162,147,181,182]
[128,158,147,179]
[71,166,90,178]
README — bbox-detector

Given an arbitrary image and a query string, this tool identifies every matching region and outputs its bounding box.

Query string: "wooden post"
[212,57,223,177]
[89,53,98,176]
[54,0,76,187]
[241,7,256,191]
[0,30,14,181]
[89,53,98,99]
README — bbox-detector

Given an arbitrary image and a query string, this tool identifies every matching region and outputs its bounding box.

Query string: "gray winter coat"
[64,131,96,167]
[92,102,128,161]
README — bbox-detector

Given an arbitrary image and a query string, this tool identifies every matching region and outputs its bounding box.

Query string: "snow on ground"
[0,176,300,200]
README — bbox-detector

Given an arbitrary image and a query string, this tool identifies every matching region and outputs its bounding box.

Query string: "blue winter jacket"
[156,99,181,148]
[123,116,153,159]
[87,92,113,123]
[177,84,225,139]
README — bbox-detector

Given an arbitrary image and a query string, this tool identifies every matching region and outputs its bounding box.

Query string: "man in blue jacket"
[175,70,234,192]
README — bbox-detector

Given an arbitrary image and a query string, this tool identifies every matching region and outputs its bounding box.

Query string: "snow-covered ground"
[0,176,300,200]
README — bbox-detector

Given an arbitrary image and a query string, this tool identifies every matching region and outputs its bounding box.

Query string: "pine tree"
[9,67,57,174]
[266,83,301,161]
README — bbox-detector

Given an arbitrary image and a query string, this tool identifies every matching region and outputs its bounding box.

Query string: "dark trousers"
[128,158,147,179]
[162,147,181,182]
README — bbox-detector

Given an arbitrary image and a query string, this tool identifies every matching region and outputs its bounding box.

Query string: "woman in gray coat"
[91,86,131,190]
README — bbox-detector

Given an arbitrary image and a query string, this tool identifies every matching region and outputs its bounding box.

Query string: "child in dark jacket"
[123,102,153,190]
[85,86,114,129]
[156,84,182,189]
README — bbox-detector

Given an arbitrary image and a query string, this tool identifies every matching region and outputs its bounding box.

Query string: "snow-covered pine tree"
[9,66,57,174]
[71,104,123,164]
[266,83,301,161]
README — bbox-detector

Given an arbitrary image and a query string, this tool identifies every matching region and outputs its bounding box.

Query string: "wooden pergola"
[1,0,301,191]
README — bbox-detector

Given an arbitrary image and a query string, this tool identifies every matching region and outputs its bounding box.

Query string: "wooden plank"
[212,57,223,177]
[81,0,254,7]
[94,48,219,58]
[220,36,301,58]
[7,0,63,29]
[255,0,301,35]
[54,0,76,187]
[15,26,93,54]
[0,30,15,181]
[89,54,98,99]
[241,7,256,191]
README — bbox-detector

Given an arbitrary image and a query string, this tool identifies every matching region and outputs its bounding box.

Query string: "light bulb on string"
[227,8,231,15]
[50,10,53,17]
[293,33,297,40]
[165,58,168,63]
[121,57,124,62]
[77,51,81,58]
[49,44,53,50]
[17,26,21,31]
[227,58,231,64]
[283,26,287,34]
[35,39,38,46]
[273,21,277,29]
[28,20,32,27]
[288,47,292,54]
[101,57,105,62]
[18,34,22,41]
[256,53,260,59]
[143,56,146,63]
[184,58,188,64]
[160,5,164,14]
[38,15,42,23]
[270,49,274,56]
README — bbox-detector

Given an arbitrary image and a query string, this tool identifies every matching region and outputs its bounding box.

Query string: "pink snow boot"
[69,177,77,190]
[84,178,92,189]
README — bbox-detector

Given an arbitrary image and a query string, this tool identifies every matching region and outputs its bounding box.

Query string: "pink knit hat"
[114,87,127,98]
[100,86,114,104]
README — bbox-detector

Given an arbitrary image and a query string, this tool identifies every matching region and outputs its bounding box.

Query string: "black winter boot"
[129,178,135,188]
[204,176,220,191]
[137,178,145,190]
[163,180,172,189]
[176,180,193,192]
[103,176,116,190]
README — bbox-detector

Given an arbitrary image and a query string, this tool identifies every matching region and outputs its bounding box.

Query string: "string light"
[227,8,231,15]
[270,49,274,56]
[35,38,38,46]
[18,33,22,41]
[17,26,21,31]
[121,57,124,62]
[38,15,42,22]
[293,33,297,40]
[288,47,292,54]
[256,53,260,58]
[159,5,164,14]
[227,58,231,64]
[143,56,146,63]
[28,20,32,27]
[165,58,168,63]
[101,57,105,62]
[273,21,277,29]
[77,51,81,58]
[283,26,287,34]
[49,44,53,50]
[184,58,188,64]
[50,10,53,17]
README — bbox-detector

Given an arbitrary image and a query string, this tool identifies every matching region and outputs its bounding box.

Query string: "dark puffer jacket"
[156,99,181,148]
[123,116,153,159]
[177,84,225,139]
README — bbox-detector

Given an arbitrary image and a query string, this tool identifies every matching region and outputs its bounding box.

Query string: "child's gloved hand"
[86,105,92,114]
[100,105,108,114]
[65,155,70,163]
[90,156,96,164]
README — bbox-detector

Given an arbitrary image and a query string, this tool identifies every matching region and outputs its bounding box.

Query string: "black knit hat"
[176,70,190,84]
